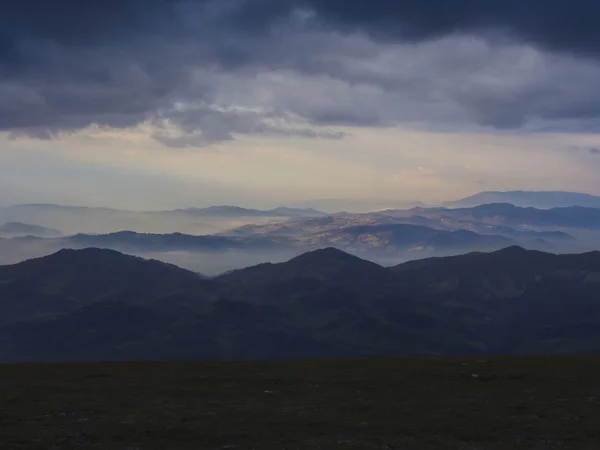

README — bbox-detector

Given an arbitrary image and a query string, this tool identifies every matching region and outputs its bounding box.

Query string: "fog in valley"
[3,196,600,276]
[0,205,288,236]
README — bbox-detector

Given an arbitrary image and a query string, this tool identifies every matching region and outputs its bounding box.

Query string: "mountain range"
[2,246,600,362]
[0,204,326,218]
[0,222,62,238]
[3,191,600,237]
[3,202,600,274]
[63,224,518,255]
[0,204,327,236]
[167,205,327,218]
[0,222,525,274]
[223,203,600,238]
[445,190,600,209]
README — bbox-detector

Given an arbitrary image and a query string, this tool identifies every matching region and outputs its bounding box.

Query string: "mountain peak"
[289,247,375,265]
[6,248,201,282]
[491,245,530,255]
[217,247,390,288]
[53,247,125,258]
[20,248,141,268]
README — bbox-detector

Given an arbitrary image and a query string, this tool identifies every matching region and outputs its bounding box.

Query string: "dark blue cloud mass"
[1,0,600,144]
[3,1,600,55]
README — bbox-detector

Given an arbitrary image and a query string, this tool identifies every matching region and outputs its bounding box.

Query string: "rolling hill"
[3,246,600,361]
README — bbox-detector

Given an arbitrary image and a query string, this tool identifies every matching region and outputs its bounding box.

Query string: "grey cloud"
[151,103,345,148]
[0,22,351,143]
[4,1,600,56]
[211,35,600,133]
[590,148,600,155]
[3,0,600,144]
[294,0,600,57]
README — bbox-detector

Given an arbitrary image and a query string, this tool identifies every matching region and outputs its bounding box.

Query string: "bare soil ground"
[1,356,600,449]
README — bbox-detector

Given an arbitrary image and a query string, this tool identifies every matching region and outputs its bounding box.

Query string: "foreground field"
[1,357,600,449]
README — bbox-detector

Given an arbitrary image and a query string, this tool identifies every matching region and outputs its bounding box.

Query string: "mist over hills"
[0,222,62,238]
[1,197,600,360]
[2,190,599,236]
[0,204,327,236]
[170,205,326,218]
[3,198,600,274]
[3,246,600,361]
[384,203,600,229]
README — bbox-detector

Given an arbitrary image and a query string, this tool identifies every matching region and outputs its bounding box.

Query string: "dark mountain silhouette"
[445,191,600,209]
[0,248,217,327]
[3,246,600,361]
[218,247,397,294]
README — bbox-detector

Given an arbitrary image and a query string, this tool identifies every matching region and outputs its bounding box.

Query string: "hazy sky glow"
[2,0,600,209]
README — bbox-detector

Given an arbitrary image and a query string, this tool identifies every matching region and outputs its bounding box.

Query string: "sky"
[2,0,600,210]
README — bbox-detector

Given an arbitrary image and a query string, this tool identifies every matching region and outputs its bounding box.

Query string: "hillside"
[3,246,600,361]
[218,247,397,294]
[0,248,217,328]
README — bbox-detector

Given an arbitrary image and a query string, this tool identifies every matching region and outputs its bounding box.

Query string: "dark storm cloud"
[151,103,345,148]
[0,0,179,44]
[2,0,600,144]
[5,0,599,51]
[297,0,600,56]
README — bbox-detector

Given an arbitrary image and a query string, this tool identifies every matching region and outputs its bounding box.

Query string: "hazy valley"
[2,191,600,275]
[3,190,600,361]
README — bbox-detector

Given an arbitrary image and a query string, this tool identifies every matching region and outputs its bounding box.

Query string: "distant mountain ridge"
[3,202,598,274]
[0,222,62,238]
[55,224,519,258]
[0,203,328,236]
[380,203,600,230]
[446,191,600,209]
[67,231,287,252]
[170,205,327,218]
[4,203,326,218]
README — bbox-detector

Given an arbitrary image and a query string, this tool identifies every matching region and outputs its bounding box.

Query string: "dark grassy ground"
[1,357,600,449]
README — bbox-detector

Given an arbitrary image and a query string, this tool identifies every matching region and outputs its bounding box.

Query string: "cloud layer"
[2,0,600,146]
